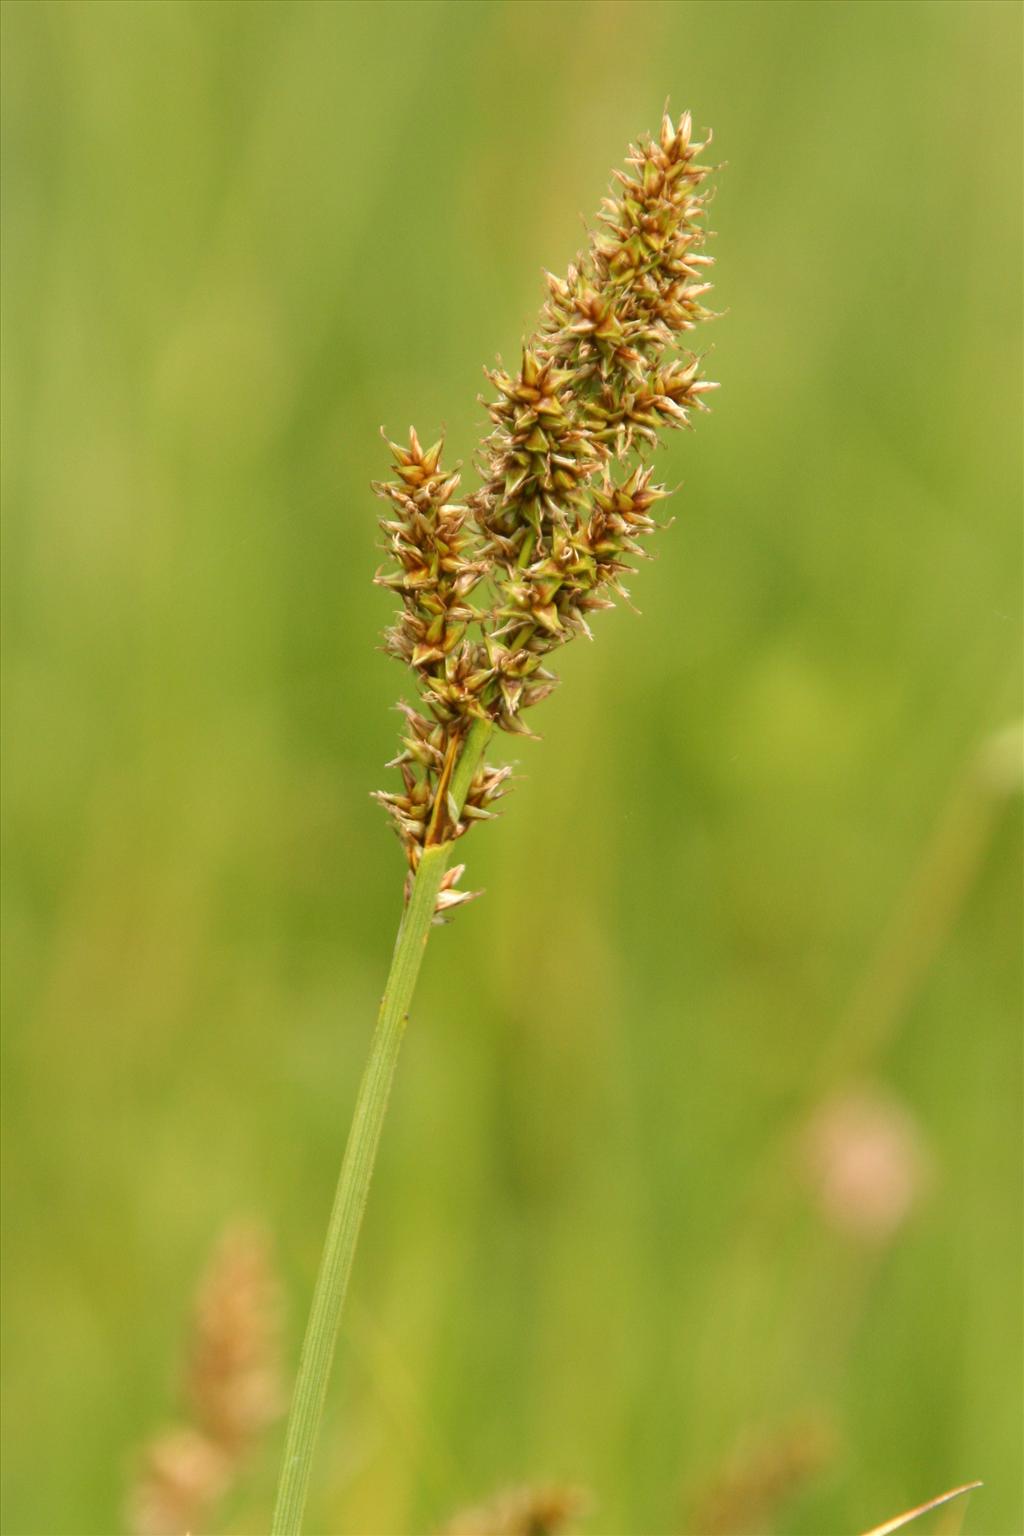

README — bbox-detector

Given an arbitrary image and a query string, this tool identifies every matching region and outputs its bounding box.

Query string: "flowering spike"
[373,113,719,906]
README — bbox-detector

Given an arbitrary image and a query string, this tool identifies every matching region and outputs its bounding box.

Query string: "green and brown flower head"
[373,111,719,906]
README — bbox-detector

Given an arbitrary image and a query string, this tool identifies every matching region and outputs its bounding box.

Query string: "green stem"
[272,717,491,1536]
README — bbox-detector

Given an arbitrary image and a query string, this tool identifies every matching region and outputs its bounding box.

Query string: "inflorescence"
[372,111,718,907]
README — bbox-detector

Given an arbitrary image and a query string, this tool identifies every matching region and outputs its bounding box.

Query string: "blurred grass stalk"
[271,719,491,1534]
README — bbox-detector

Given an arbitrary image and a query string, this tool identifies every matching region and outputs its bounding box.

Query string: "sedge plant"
[273,111,720,1534]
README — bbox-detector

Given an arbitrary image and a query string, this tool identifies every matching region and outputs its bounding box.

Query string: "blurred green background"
[2,2,1021,1533]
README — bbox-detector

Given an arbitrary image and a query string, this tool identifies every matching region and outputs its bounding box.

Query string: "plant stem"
[272,716,492,1536]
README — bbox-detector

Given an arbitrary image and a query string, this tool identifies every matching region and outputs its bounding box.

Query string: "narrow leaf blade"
[860,1482,983,1536]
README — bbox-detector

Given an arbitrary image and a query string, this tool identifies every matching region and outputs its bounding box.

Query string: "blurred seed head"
[685,1418,836,1536]
[441,1483,590,1536]
[127,1222,284,1536]
[801,1087,930,1244]
[128,1424,230,1536]
[186,1221,284,1455]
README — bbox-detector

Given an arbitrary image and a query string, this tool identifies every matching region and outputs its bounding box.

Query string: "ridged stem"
[272,716,492,1535]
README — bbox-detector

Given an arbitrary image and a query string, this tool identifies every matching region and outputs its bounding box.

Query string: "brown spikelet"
[127,1222,284,1536]
[684,1419,836,1536]
[440,1482,589,1536]
[186,1222,284,1454]
[127,1426,230,1536]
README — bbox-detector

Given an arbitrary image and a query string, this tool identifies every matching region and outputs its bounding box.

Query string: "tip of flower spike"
[521,347,543,388]
[379,425,449,476]
[377,111,721,810]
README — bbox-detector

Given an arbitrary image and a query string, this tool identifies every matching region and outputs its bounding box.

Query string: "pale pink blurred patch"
[802,1087,931,1243]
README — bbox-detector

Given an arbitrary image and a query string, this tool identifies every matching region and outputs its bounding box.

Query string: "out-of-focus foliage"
[1,3,1020,1533]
